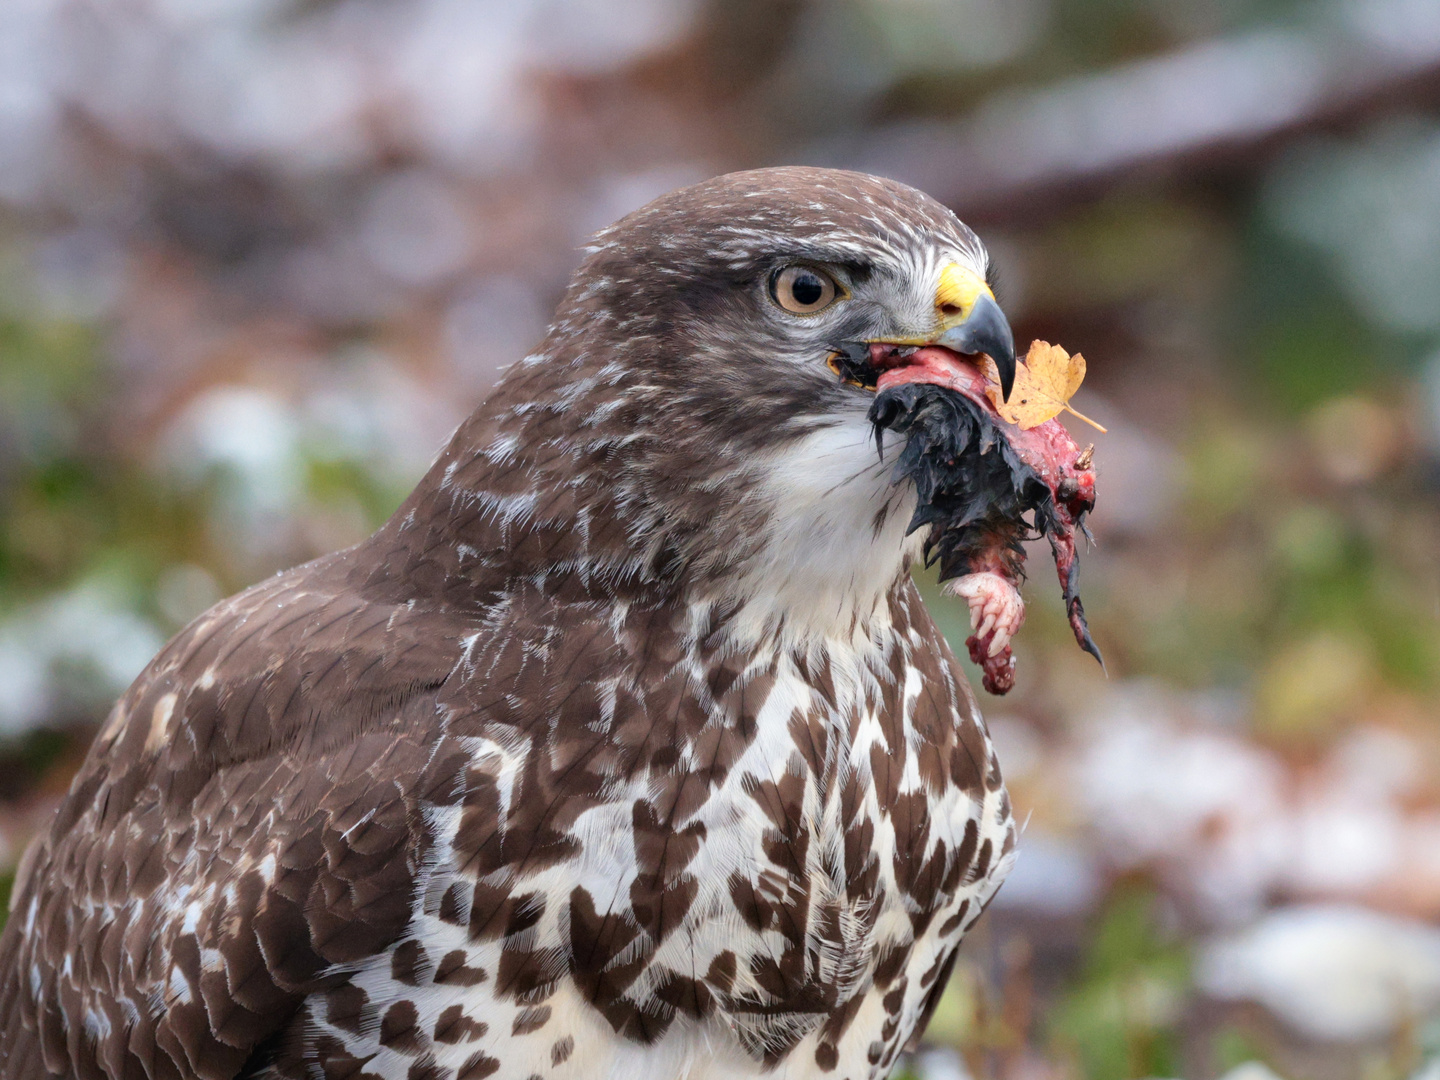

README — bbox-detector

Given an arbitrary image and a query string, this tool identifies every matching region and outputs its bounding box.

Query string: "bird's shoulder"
[0,548,482,1080]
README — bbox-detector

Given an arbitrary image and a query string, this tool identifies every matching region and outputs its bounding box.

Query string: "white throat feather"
[705,411,926,647]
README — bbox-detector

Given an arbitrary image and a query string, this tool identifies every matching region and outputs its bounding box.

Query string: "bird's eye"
[771,265,839,315]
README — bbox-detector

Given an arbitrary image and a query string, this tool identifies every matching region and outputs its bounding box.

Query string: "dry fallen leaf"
[982,340,1107,432]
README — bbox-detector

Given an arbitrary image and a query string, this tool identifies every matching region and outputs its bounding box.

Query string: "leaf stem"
[1063,405,1107,433]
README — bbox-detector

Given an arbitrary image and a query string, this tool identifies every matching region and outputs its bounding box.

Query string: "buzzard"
[0,168,1096,1080]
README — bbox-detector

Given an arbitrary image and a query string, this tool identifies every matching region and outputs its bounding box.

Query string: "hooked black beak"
[934,293,1016,401]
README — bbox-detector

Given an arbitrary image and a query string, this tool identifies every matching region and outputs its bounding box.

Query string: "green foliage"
[1049,885,1189,1080]
[1235,216,1402,415]
[0,319,104,593]
[0,318,211,609]
[0,868,14,933]
[15,728,69,784]
[1212,1026,1274,1077]
[303,456,410,534]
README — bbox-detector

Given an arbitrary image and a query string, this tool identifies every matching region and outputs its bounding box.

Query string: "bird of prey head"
[423,166,1094,684]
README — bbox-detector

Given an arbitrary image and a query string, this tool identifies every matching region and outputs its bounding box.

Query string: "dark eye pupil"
[791,273,824,306]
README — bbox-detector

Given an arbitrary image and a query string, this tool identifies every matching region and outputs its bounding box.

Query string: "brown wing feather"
[0,550,469,1080]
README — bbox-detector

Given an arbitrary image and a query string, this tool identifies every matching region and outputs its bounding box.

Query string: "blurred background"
[1,0,1439,1077]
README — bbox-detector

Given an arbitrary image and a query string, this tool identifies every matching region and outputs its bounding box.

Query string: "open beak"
[828,262,1017,402]
[934,292,1015,401]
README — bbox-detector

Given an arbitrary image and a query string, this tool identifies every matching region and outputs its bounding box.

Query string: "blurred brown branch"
[833,11,1440,222]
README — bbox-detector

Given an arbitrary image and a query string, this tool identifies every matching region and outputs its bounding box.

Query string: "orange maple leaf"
[982,340,1107,432]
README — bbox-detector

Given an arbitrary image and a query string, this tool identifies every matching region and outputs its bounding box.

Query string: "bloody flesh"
[865,343,1101,694]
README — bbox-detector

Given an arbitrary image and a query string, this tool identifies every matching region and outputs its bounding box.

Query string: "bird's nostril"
[939,303,962,318]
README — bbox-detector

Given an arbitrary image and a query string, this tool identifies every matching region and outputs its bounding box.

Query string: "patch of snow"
[1197,904,1440,1042]
[0,579,164,735]
[1217,1063,1288,1080]
[1067,682,1440,919]
[992,830,1102,917]
[912,1046,974,1080]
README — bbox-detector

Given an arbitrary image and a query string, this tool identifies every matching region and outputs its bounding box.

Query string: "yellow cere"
[934,262,993,322]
